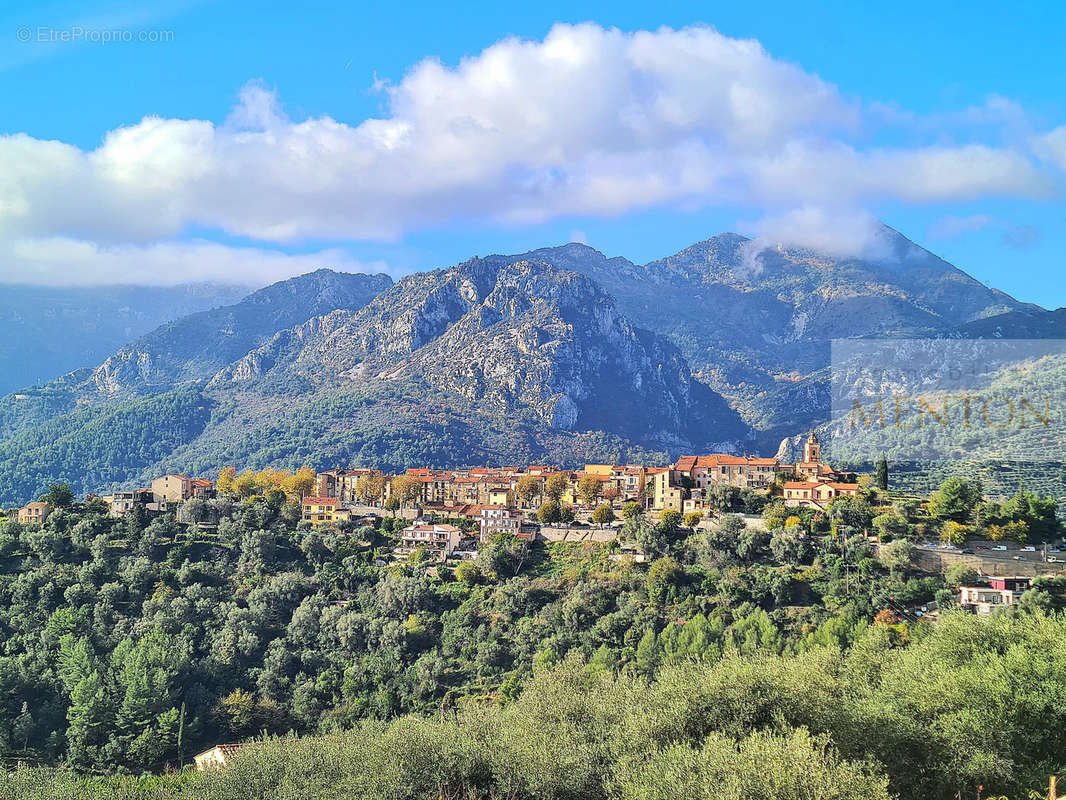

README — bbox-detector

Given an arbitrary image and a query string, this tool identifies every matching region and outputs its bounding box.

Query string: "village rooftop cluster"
[13,432,1056,624]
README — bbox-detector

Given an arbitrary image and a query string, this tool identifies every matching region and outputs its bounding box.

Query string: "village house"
[105,489,162,517]
[782,480,860,510]
[580,464,642,505]
[151,474,216,504]
[675,454,785,491]
[17,501,51,525]
[302,497,350,524]
[193,743,252,771]
[960,576,1032,614]
[619,465,647,502]
[649,468,685,512]
[398,521,463,560]
[478,507,535,544]
[315,468,380,503]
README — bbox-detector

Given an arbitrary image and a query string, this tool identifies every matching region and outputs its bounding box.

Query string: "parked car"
[976,545,990,550]
[993,545,1008,551]
[1022,546,1036,552]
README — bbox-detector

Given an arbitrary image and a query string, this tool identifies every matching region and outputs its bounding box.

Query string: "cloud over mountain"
[0,23,1061,284]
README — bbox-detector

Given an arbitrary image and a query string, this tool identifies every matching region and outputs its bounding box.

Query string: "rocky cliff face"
[87,268,393,395]
[0,224,1056,497]
[484,226,1038,438]
[216,257,748,452]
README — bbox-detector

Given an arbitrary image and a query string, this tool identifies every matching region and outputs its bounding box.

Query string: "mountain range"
[0,224,1059,504]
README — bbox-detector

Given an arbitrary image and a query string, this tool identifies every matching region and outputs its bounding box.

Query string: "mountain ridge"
[0,225,1061,503]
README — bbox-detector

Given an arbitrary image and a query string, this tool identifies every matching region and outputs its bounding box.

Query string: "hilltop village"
[13,432,1063,610]
[17,434,857,548]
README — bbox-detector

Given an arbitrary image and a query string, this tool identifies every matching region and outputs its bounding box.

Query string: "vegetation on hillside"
[4,612,1066,799]
[0,389,214,505]
[0,491,942,773]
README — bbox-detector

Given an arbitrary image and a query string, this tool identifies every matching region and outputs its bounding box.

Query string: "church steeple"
[803,431,820,464]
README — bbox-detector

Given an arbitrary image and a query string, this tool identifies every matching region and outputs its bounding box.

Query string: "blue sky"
[2,0,1065,306]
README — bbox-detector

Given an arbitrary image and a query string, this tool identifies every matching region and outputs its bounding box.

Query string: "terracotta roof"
[678,454,779,470]
[454,504,484,516]
[304,497,340,505]
[784,481,820,489]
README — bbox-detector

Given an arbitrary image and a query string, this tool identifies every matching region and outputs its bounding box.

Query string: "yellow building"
[17,501,51,525]
[302,497,351,524]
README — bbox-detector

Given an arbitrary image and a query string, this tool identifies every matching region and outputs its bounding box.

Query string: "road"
[912,543,1066,577]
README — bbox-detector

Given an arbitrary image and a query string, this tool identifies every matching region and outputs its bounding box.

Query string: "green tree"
[390,475,422,508]
[41,482,75,508]
[875,454,889,491]
[516,475,542,507]
[537,500,562,524]
[591,504,615,527]
[646,556,683,604]
[872,512,909,541]
[878,538,913,572]
[635,628,659,676]
[828,495,873,531]
[356,474,386,506]
[577,475,604,507]
[929,477,982,523]
[544,472,570,502]
[945,563,980,588]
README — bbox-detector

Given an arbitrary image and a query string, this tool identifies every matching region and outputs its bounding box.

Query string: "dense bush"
[4,612,1066,799]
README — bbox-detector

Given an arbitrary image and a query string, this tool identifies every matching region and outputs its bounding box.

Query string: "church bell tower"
[803,431,820,463]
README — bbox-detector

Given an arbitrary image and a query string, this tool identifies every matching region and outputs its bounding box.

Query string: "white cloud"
[739,207,889,259]
[0,237,389,287]
[928,214,1041,250]
[1035,126,1066,171]
[928,214,999,239]
[0,22,1062,282]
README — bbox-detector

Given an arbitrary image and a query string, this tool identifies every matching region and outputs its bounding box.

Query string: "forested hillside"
[1,491,1065,798]
[0,388,214,505]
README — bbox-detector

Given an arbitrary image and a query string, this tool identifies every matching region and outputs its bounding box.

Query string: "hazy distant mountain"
[0,269,393,438]
[952,307,1066,339]
[0,283,250,395]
